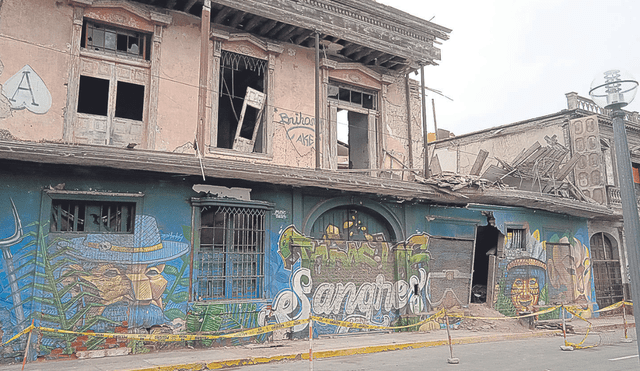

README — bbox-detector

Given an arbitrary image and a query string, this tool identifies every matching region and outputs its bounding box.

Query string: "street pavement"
[239,334,639,371]
[2,315,635,371]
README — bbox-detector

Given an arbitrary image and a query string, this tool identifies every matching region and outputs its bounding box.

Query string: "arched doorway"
[309,205,394,242]
[590,232,624,308]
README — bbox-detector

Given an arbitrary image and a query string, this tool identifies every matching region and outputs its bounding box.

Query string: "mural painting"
[494,228,594,318]
[0,201,191,360]
[259,222,431,335]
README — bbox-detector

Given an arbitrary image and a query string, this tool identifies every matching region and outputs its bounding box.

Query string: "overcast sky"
[378,0,640,136]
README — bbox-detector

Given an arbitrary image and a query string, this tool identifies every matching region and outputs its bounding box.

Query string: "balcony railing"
[566,92,640,124]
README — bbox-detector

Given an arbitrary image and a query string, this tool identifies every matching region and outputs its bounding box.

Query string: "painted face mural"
[547,237,591,304]
[505,258,546,312]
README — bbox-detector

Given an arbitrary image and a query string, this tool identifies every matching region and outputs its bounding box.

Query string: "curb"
[124,330,559,371]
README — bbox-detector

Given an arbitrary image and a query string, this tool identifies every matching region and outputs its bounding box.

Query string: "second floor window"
[506,228,526,251]
[81,20,151,60]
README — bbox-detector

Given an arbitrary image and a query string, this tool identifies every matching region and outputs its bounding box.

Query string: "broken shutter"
[232,87,266,152]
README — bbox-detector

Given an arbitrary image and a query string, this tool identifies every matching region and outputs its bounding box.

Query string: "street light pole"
[590,70,640,358]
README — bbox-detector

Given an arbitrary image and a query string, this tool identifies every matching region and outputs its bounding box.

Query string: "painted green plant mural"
[186,303,266,347]
[20,223,118,354]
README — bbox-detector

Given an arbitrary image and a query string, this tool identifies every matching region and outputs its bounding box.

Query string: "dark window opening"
[472,224,500,303]
[50,200,135,233]
[77,75,109,116]
[115,81,145,121]
[633,163,640,191]
[506,228,526,251]
[196,206,265,300]
[81,19,150,60]
[337,109,369,170]
[217,51,266,152]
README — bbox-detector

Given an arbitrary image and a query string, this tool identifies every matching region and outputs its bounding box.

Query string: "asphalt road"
[228,335,639,371]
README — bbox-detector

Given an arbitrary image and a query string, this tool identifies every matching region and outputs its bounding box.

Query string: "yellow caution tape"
[445,305,561,321]
[563,305,596,349]
[311,308,445,331]
[34,318,312,343]
[1,324,34,346]
[594,301,633,313]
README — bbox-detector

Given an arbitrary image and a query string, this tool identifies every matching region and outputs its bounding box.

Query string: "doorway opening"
[472,222,500,303]
[336,109,369,169]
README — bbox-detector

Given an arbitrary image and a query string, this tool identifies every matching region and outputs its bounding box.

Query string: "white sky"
[378,0,640,136]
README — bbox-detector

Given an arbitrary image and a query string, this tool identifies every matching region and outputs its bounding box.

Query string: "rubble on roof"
[420,135,598,203]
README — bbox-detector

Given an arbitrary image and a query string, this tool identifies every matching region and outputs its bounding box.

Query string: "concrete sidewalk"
[4,315,634,371]
[4,329,557,371]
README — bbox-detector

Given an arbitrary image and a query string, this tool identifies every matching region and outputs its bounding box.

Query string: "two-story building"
[0,0,615,362]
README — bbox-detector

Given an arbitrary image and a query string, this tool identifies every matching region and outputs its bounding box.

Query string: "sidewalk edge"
[123,330,559,371]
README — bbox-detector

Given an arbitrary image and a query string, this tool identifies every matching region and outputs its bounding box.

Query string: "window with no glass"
[195,205,266,300]
[329,82,377,170]
[81,20,151,60]
[50,199,135,233]
[77,76,145,121]
[217,51,267,153]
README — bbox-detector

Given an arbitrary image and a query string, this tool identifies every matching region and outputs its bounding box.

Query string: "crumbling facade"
[0,0,616,363]
[430,92,635,314]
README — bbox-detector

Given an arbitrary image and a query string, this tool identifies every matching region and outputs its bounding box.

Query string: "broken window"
[195,205,266,300]
[81,20,151,60]
[217,51,267,153]
[506,228,526,251]
[77,76,145,122]
[329,82,377,170]
[50,200,135,233]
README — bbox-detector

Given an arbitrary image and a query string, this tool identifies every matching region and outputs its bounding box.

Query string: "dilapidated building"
[430,92,636,314]
[0,0,616,363]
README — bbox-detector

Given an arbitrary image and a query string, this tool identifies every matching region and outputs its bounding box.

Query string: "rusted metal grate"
[196,206,265,300]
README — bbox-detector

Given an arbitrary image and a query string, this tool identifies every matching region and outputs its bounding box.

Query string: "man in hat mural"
[59,215,189,329]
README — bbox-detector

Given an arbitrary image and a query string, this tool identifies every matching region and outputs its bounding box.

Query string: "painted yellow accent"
[86,242,163,253]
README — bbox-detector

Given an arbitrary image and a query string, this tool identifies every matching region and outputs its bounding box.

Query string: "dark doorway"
[472,224,500,303]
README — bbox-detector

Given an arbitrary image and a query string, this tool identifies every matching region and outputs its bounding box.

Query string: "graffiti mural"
[2,65,52,114]
[260,224,430,335]
[275,108,315,156]
[494,228,594,318]
[0,202,192,359]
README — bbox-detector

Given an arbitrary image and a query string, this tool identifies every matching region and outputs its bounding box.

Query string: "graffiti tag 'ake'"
[277,111,315,156]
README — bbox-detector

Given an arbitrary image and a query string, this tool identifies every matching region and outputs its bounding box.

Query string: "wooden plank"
[480,165,509,182]
[469,149,489,176]
[511,141,541,168]
[556,154,582,181]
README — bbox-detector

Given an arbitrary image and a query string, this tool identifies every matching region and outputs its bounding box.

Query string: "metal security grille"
[197,206,265,300]
[50,200,135,233]
[506,228,526,250]
[591,232,624,308]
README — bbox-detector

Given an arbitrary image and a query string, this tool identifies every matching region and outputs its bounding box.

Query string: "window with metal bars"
[506,228,526,251]
[196,205,265,300]
[50,200,135,233]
